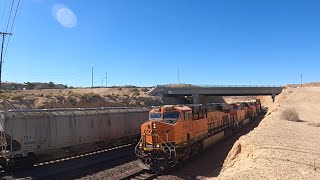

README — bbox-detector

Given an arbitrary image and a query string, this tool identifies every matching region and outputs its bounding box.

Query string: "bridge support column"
[272,93,276,102]
[192,94,207,104]
[161,96,190,105]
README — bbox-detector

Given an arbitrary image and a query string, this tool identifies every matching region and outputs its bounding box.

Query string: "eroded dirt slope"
[0,87,253,110]
[215,87,320,179]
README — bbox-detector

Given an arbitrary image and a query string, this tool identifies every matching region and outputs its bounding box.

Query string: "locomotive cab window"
[163,111,180,124]
[150,113,161,119]
[184,112,191,120]
[163,111,180,119]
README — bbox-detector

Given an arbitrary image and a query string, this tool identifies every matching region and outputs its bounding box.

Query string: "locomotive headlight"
[156,144,160,148]
[152,123,156,129]
[139,142,142,147]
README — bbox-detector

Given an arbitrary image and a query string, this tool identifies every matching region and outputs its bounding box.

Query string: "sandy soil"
[214,87,320,179]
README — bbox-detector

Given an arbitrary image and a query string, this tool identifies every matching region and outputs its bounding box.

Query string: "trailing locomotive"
[135,100,261,171]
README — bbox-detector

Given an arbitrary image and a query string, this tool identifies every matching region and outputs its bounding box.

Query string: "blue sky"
[1,0,320,87]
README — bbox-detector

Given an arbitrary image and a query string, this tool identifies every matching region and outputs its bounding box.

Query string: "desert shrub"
[141,88,149,92]
[44,94,52,98]
[67,91,80,97]
[54,95,64,100]
[10,94,24,100]
[281,108,300,122]
[133,92,140,96]
[39,93,44,97]
[0,94,10,99]
[82,92,100,101]
[131,88,139,92]
[125,85,138,88]
[106,94,114,99]
[308,122,320,127]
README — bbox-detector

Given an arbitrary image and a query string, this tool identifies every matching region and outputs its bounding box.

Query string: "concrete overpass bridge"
[149,85,284,104]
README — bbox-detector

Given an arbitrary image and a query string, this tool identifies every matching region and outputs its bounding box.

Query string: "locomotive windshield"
[149,111,180,123]
[163,111,180,119]
[150,113,161,119]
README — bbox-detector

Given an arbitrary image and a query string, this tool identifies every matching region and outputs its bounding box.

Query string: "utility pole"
[0,32,12,92]
[178,68,180,84]
[102,78,104,87]
[300,74,303,87]
[91,66,94,88]
[105,72,108,87]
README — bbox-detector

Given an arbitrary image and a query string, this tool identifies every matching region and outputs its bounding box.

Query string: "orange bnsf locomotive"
[135,100,261,171]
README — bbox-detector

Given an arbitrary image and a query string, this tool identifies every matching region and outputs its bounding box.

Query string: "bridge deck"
[150,86,283,97]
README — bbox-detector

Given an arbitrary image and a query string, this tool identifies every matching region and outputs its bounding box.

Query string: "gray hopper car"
[0,107,149,169]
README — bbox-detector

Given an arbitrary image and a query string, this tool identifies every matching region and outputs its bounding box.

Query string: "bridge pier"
[272,93,276,102]
[161,96,190,105]
[192,94,207,104]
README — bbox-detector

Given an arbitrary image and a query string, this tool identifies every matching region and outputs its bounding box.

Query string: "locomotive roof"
[174,106,192,111]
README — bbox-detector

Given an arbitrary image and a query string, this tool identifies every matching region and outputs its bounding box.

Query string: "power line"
[4,0,22,60]
[0,32,12,91]
[9,0,20,33]
[5,0,15,32]
[0,0,8,31]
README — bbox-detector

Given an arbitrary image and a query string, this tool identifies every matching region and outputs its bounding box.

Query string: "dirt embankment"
[0,87,255,110]
[215,87,320,179]
[0,87,163,110]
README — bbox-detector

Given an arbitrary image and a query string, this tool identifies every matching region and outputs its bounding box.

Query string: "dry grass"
[9,94,24,100]
[308,122,320,127]
[0,94,11,99]
[281,108,300,122]
[81,92,101,101]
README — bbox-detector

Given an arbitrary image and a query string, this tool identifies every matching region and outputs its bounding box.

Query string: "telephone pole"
[0,32,12,92]
[105,72,108,87]
[102,78,104,87]
[91,66,94,88]
[177,68,180,84]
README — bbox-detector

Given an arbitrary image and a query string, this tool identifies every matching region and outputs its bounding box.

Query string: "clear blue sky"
[1,0,320,87]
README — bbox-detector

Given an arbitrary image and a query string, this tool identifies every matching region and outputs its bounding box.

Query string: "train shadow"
[1,146,136,179]
[165,110,267,179]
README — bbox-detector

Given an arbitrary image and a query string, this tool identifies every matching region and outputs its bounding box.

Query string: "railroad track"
[119,169,159,180]
[1,144,135,179]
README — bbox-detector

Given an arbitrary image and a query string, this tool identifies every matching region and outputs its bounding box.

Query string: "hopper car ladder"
[0,118,13,168]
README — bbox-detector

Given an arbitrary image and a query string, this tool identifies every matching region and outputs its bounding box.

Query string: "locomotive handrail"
[157,135,176,159]
[134,136,144,158]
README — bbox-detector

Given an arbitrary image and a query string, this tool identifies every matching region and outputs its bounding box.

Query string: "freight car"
[0,107,149,169]
[135,100,261,171]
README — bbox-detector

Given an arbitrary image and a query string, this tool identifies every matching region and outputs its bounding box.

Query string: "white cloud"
[52,4,77,28]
